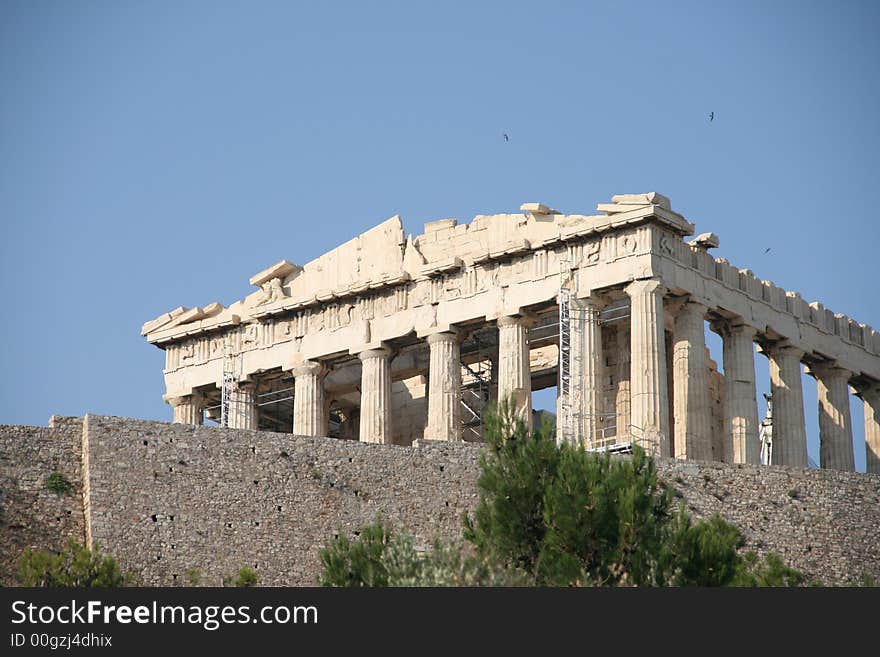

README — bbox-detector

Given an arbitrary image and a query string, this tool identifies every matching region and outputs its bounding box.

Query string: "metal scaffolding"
[220,339,240,428]
[557,261,638,452]
[460,359,492,440]
[557,260,579,444]
[459,330,496,440]
[759,393,773,465]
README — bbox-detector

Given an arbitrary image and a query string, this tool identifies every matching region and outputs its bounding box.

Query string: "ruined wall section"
[0,417,86,585]
[81,416,879,586]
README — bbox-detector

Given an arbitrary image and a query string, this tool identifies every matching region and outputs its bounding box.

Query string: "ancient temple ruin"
[142,192,880,472]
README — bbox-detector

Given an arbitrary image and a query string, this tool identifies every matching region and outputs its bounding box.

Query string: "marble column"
[359,347,392,444]
[721,322,760,464]
[858,384,880,474]
[228,382,258,430]
[497,315,533,430]
[168,394,203,426]
[665,329,675,456]
[293,360,327,437]
[625,279,670,456]
[425,331,462,441]
[768,345,807,467]
[814,365,854,471]
[672,299,713,461]
[575,295,604,445]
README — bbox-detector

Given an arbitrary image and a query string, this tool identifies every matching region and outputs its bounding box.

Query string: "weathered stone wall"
[658,459,880,584]
[0,417,86,585]
[2,415,878,586]
[83,415,481,586]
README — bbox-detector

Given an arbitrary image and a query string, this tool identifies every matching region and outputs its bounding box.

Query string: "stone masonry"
[1,416,878,586]
[0,417,85,584]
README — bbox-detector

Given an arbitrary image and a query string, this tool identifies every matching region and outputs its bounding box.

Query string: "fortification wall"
[0,417,86,585]
[660,459,880,584]
[82,415,481,586]
[2,416,878,585]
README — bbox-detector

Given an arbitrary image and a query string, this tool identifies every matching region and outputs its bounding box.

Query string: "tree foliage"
[731,551,808,587]
[320,402,805,587]
[18,539,129,587]
[319,522,526,587]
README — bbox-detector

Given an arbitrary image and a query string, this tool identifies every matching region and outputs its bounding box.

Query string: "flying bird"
[764,247,772,254]
[709,112,715,122]
[503,133,509,142]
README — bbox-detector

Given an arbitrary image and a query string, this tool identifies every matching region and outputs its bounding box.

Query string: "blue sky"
[1,1,878,469]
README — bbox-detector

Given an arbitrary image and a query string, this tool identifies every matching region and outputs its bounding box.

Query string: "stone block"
[785,291,809,320]
[610,192,671,209]
[739,269,763,299]
[520,202,558,215]
[424,218,457,233]
[249,260,301,287]
[857,323,872,349]
[693,248,716,276]
[141,306,187,336]
[761,281,787,311]
[688,232,720,249]
[809,301,824,327]
[823,308,836,333]
[716,258,739,288]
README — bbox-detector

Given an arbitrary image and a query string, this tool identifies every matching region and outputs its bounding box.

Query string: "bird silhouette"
[503,133,509,142]
[764,247,771,254]
[709,112,715,122]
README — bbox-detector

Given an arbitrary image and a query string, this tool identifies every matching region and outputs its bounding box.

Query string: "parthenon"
[142,192,880,472]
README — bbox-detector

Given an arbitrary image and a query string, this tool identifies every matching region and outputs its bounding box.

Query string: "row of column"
[166,279,880,473]
[623,278,880,472]
[167,314,536,444]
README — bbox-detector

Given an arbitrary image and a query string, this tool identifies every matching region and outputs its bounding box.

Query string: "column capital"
[709,316,757,340]
[425,329,462,345]
[810,362,852,382]
[162,391,204,408]
[358,346,392,362]
[855,382,880,401]
[165,392,204,426]
[678,297,708,317]
[292,359,326,378]
[574,291,606,308]
[497,314,536,329]
[164,394,195,408]
[769,342,805,361]
[625,278,667,298]
[728,320,758,339]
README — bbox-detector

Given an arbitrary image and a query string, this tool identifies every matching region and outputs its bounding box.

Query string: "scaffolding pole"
[558,260,576,444]
[558,262,639,452]
[460,355,492,440]
[220,338,240,428]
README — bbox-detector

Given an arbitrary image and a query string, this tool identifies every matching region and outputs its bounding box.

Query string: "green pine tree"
[320,400,806,587]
